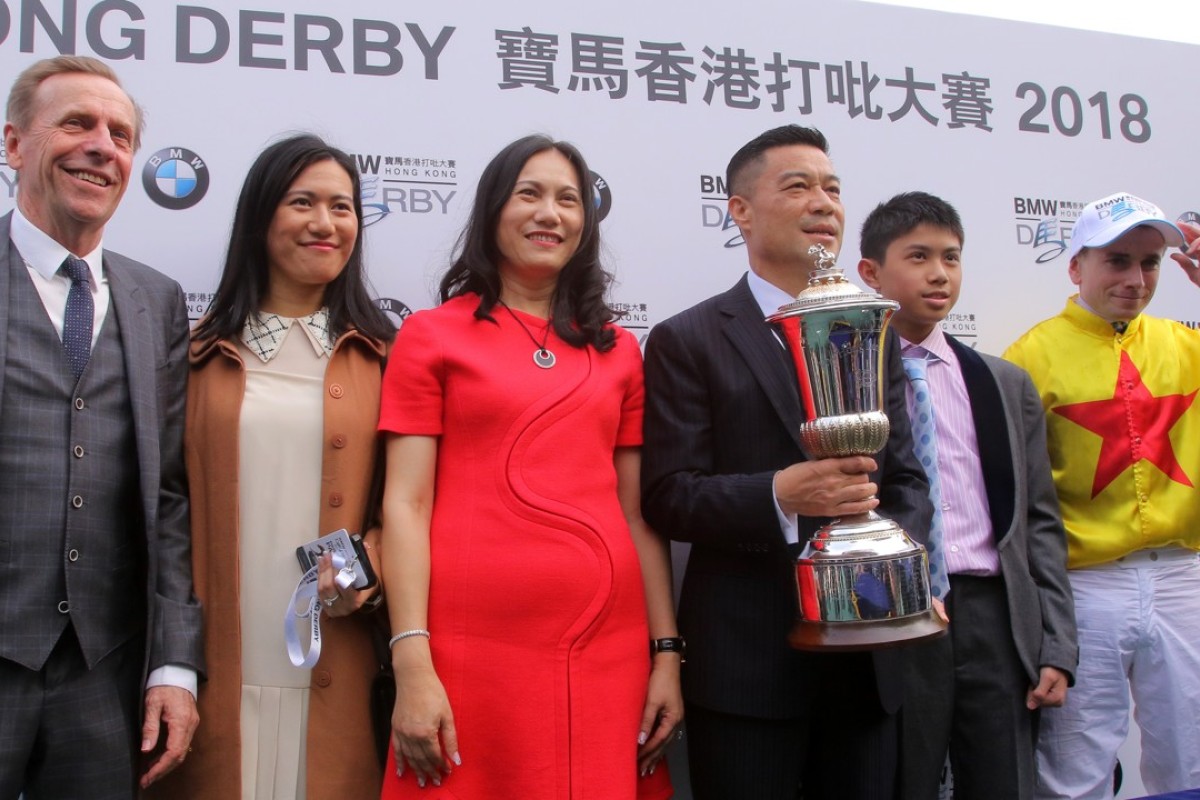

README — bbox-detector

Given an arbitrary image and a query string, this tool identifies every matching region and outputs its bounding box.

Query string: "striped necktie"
[902,351,950,599]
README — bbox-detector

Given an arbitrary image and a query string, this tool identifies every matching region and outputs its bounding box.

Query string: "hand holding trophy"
[768,245,947,651]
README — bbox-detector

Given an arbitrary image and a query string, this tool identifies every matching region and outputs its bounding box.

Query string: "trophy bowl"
[768,246,946,652]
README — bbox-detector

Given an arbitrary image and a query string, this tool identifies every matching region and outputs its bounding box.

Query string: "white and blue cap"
[1067,191,1185,262]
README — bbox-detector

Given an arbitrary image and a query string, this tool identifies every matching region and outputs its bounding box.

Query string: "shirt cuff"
[147,665,198,699]
[772,476,800,545]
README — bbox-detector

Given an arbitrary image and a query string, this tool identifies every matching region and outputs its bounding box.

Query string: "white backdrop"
[2,2,1191,796]
[0,0,1195,348]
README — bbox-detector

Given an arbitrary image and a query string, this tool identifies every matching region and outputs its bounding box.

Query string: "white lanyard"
[283,551,355,668]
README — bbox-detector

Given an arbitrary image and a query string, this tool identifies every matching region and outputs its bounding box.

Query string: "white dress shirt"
[10,207,109,344]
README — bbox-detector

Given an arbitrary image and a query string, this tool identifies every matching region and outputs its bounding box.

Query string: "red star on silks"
[1053,351,1197,498]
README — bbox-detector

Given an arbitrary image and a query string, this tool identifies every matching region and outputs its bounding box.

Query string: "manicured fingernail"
[452,751,462,766]
[418,776,426,788]
[650,763,657,775]
[433,777,442,787]
[637,731,648,745]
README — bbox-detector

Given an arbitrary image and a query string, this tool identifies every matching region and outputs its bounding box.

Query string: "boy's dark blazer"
[943,334,1077,682]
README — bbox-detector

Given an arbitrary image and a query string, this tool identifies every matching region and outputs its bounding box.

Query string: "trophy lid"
[766,245,898,322]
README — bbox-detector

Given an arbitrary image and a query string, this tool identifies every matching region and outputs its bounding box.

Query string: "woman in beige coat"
[147,134,394,799]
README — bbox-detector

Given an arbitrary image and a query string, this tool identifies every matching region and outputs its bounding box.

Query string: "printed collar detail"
[241,308,334,363]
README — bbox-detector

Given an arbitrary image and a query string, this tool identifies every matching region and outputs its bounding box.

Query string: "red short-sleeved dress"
[378,294,672,800]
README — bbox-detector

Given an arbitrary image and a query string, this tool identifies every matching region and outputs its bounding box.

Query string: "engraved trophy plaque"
[767,245,946,651]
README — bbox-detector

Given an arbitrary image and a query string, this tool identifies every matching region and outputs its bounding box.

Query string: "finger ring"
[322,595,338,607]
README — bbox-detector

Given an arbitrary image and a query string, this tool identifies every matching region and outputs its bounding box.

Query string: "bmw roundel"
[142,147,210,210]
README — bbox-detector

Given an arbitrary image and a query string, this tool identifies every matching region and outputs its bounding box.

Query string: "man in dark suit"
[641,124,932,800]
[0,56,203,797]
[857,192,1077,799]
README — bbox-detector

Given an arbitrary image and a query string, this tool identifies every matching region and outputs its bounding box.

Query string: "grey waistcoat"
[0,256,144,671]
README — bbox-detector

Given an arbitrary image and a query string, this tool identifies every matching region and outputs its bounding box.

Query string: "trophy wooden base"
[788,609,948,652]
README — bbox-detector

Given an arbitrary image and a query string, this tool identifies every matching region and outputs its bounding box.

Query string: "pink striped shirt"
[901,329,999,576]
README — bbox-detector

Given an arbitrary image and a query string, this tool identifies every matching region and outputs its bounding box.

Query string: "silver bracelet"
[388,629,431,648]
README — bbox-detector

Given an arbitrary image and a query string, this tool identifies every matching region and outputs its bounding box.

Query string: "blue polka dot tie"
[60,255,94,380]
[902,353,950,599]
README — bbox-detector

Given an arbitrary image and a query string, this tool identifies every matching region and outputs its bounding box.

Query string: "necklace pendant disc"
[534,349,556,369]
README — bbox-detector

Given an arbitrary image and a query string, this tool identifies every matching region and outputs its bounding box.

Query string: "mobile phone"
[295,529,378,591]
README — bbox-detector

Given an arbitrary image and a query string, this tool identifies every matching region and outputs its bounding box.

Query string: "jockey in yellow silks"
[1005,191,1200,799]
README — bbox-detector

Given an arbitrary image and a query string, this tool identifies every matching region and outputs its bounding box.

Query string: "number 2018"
[1016,82,1150,143]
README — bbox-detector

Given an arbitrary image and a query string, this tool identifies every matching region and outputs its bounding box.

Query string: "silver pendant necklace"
[499,301,556,369]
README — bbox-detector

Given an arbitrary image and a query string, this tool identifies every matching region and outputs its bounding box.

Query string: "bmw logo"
[590,171,612,221]
[142,147,210,210]
[374,298,413,327]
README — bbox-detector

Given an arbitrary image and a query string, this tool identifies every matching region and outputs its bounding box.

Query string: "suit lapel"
[0,215,15,417]
[106,256,160,532]
[948,336,1015,544]
[719,276,804,451]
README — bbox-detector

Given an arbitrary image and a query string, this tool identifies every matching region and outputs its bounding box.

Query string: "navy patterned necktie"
[60,255,94,379]
[902,352,950,599]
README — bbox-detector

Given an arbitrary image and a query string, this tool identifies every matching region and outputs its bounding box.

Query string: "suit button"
[57,600,70,614]
[331,434,347,448]
[328,384,344,399]
[74,397,85,410]
[73,445,85,458]
[329,493,343,508]
[314,670,332,687]
[68,549,80,562]
[71,495,83,508]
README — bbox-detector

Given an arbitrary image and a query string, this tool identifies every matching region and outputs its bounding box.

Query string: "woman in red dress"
[378,135,680,799]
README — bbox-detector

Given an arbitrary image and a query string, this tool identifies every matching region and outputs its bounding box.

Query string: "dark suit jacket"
[0,212,204,681]
[641,274,932,718]
[944,336,1077,681]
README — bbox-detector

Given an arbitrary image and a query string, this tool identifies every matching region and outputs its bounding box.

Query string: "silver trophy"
[767,245,946,651]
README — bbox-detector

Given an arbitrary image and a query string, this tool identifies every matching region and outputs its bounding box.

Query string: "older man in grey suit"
[0,56,203,798]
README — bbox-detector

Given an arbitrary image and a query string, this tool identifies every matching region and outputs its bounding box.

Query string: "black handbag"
[367,618,396,767]
[368,612,396,769]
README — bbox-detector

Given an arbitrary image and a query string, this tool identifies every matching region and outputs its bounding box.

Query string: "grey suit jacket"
[0,212,204,680]
[642,275,933,718]
[946,336,1077,681]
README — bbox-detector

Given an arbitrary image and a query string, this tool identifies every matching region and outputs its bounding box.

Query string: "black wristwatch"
[650,637,686,661]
